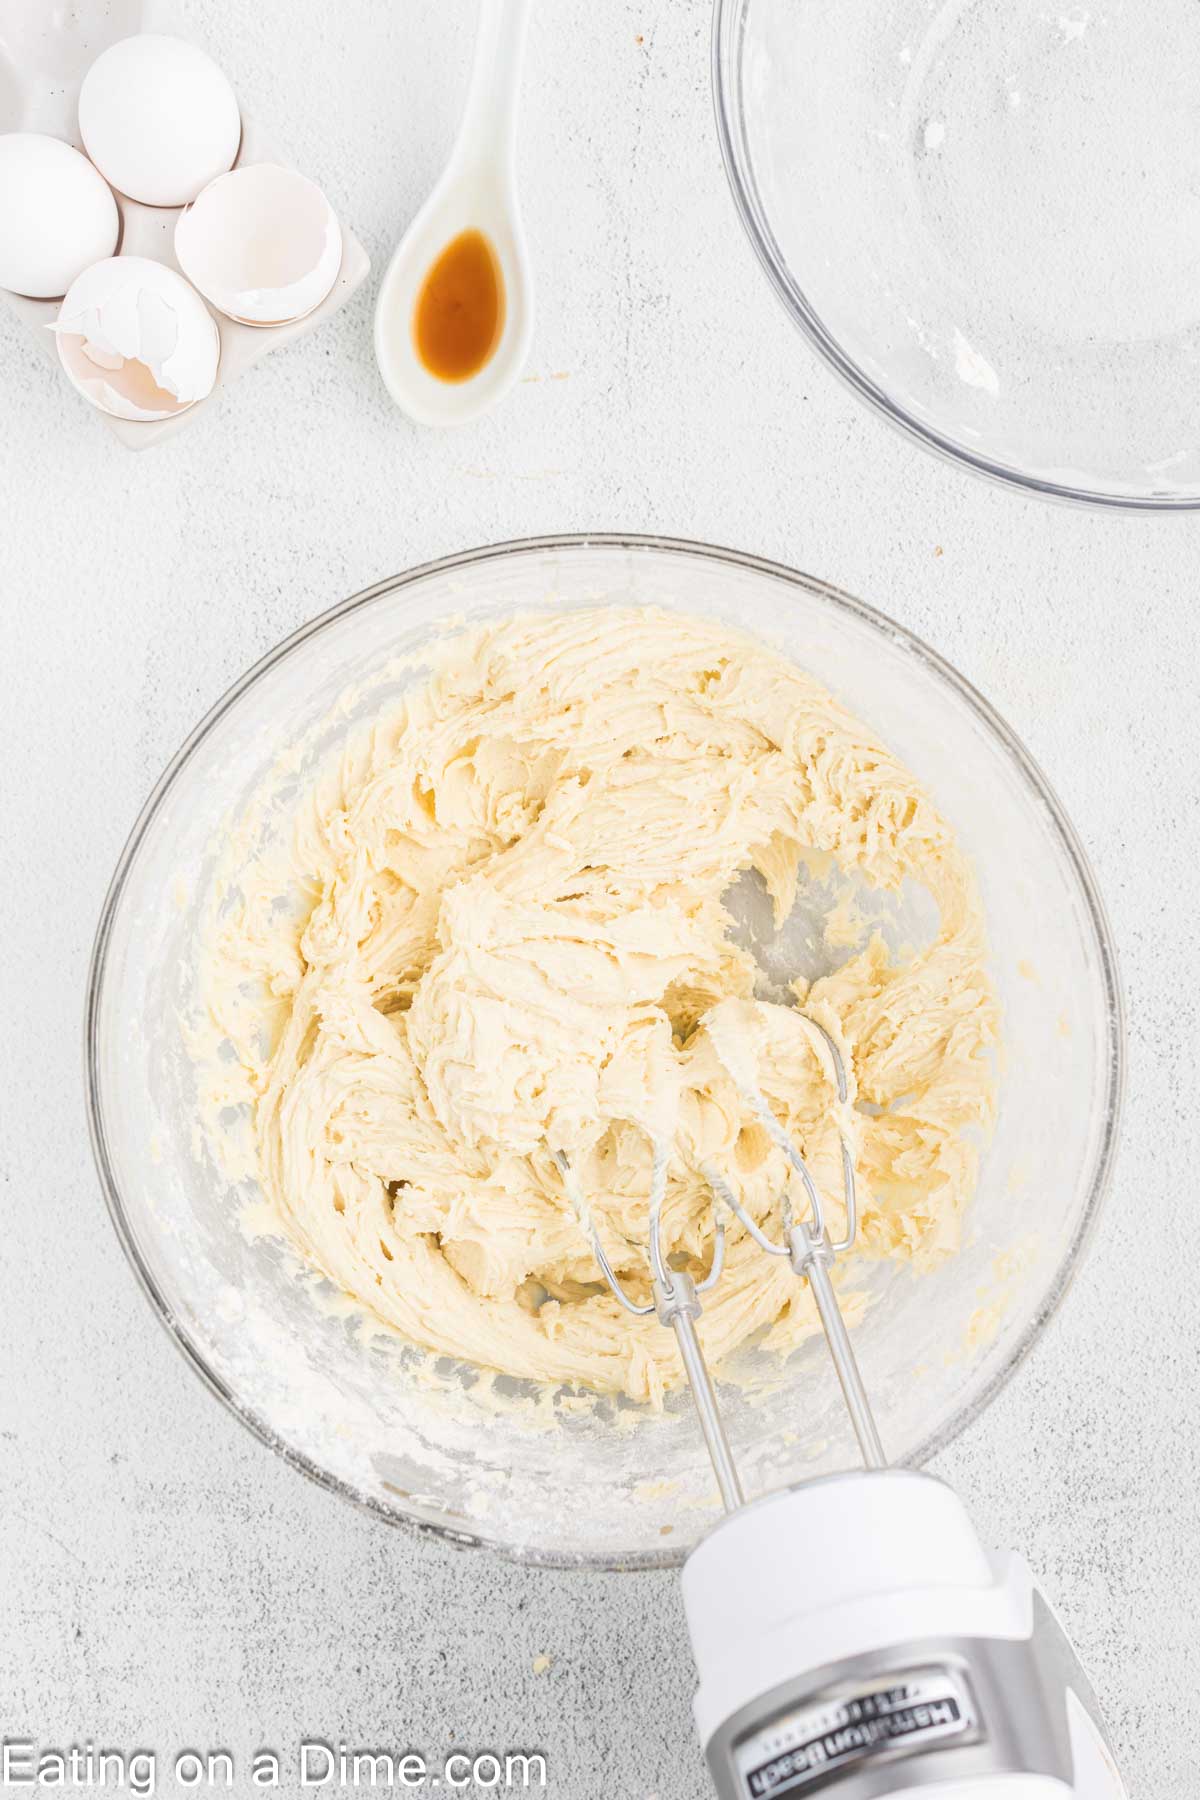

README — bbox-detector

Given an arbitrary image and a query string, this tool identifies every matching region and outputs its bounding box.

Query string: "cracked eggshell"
[79,34,241,208]
[52,255,220,422]
[175,163,343,325]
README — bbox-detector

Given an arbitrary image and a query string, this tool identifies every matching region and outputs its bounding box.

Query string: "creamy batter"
[199,607,998,1405]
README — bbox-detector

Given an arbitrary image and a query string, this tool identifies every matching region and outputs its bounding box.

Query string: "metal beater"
[560,1007,1126,1800]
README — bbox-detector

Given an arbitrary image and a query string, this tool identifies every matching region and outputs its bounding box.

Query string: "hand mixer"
[560,1012,1126,1800]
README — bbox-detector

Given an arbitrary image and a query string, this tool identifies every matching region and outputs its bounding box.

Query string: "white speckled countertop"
[1,2,1196,1795]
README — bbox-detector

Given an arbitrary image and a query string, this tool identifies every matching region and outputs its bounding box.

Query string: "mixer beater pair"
[556,1007,884,1501]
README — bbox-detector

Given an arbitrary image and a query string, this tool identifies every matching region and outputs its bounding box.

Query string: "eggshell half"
[52,255,220,421]
[175,163,343,325]
[79,34,241,207]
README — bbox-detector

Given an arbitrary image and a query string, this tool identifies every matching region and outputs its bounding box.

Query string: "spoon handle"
[454,0,533,174]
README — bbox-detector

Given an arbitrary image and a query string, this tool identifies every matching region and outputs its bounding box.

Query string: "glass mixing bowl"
[86,536,1122,1567]
[713,0,1200,508]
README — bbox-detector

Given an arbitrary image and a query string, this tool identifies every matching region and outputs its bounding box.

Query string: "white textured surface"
[0,2,1196,1796]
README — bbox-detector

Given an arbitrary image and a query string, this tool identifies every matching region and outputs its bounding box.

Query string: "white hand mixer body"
[559,1013,1125,1800]
[686,1471,1125,1800]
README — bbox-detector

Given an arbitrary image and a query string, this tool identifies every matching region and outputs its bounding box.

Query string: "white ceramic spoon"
[374,0,534,426]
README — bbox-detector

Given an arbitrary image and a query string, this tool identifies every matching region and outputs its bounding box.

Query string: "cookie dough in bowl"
[199,607,997,1407]
[86,536,1121,1565]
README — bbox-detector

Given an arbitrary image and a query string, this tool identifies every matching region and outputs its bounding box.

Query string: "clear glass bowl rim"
[711,0,1200,513]
[84,532,1126,1569]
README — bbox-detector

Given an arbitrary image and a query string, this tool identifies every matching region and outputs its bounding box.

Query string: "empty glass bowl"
[714,0,1200,507]
[86,536,1122,1566]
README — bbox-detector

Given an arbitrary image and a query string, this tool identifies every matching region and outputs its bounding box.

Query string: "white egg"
[175,163,343,325]
[0,133,119,299]
[79,34,241,208]
[52,255,220,421]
